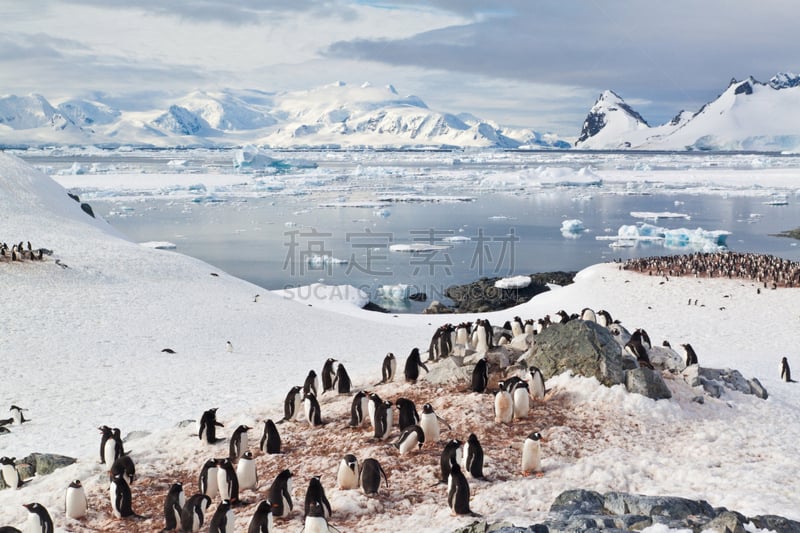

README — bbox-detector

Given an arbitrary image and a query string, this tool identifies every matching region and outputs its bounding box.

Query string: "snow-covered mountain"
[576,72,800,152]
[0,83,568,149]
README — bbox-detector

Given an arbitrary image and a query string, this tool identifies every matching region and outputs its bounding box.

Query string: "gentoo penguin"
[440,439,463,483]
[455,322,472,348]
[260,419,281,454]
[247,500,273,533]
[580,308,597,323]
[681,343,699,367]
[781,357,795,382]
[99,425,124,465]
[237,451,258,491]
[303,476,332,519]
[512,381,530,419]
[268,469,293,518]
[367,392,383,428]
[216,458,240,503]
[99,425,113,464]
[199,408,224,444]
[373,400,394,440]
[462,433,484,479]
[393,424,425,455]
[473,319,489,353]
[332,363,352,395]
[303,370,320,397]
[321,358,338,393]
[281,386,303,422]
[229,424,252,460]
[0,457,24,489]
[336,454,359,490]
[447,460,479,517]
[304,392,324,427]
[471,358,489,393]
[419,403,449,443]
[597,309,613,328]
[511,316,524,337]
[226,341,234,353]
[403,347,429,383]
[0,524,20,532]
[359,458,388,496]
[110,453,136,485]
[65,480,88,520]
[161,482,184,531]
[348,391,369,428]
[395,397,419,430]
[631,328,652,349]
[529,367,546,400]
[303,499,335,533]
[625,338,653,369]
[180,494,211,532]
[199,459,219,499]
[109,473,136,518]
[494,381,514,424]
[9,405,27,424]
[21,503,53,533]
[379,353,396,384]
[521,431,543,476]
[209,499,234,533]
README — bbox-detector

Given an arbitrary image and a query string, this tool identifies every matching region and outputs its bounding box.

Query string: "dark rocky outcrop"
[0,453,75,489]
[683,366,768,400]
[624,367,672,400]
[443,272,575,314]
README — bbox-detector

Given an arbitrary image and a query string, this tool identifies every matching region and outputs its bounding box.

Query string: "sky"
[2,0,798,137]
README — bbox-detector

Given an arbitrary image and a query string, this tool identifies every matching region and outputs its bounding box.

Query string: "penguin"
[109,473,136,518]
[462,433,484,479]
[199,408,224,444]
[9,405,27,424]
[359,458,388,496]
[110,453,136,485]
[511,316,524,337]
[471,358,489,393]
[395,397,419,430]
[681,343,699,367]
[209,500,234,533]
[403,347,429,383]
[161,348,176,354]
[455,323,472,348]
[512,381,530,419]
[247,500,273,533]
[393,424,425,455]
[237,451,258,491]
[440,439,463,483]
[260,419,281,454]
[229,424,252,460]
[367,392,383,428]
[379,352,397,384]
[419,403,449,444]
[332,363,352,395]
[597,309,613,328]
[99,425,123,465]
[494,381,513,424]
[226,341,234,353]
[268,469,293,518]
[303,500,335,533]
[65,480,88,520]
[304,392,324,427]
[161,482,184,531]
[0,457,25,489]
[373,399,393,440]
[529,366,546,400]
[631,328,652,350]
[321,358,338,393]
[21,503,53,533]
[303,476,332,519]
[522,431,543,476]
[281,386,303,422]
[303,370,320,397]
[336,454,359,490]
[199,458,219,499]
[447,460,479,517]
[781,357,795,382]
[216,458,239,503]
[110,427,125,461]
[580,308,597,322]
[0,526,21,533]
[180,494,211,533]
[473,319,489,353]
[625,338,653,369]
[99,425,113,464]
[348,391,369,428]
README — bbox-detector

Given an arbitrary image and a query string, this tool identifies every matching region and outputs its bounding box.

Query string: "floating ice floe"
[166,159,188,167]
[139,241,177,250]
[376,284,411,301]
[630,211,691,220]
[560,219,586,239]
[763,194,789,205]
[305,254,349,266]
[389,243,450,253]
[56,162,86,175]
[597,223,731,252]
[374,208,391,218]
[494,275,532,289]
[442,235,471,243]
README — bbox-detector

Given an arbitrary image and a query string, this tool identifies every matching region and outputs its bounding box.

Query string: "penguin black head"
[527,432,542,441]
[422,403,433,414]
[242,451,254,460]
[69,480,82,489]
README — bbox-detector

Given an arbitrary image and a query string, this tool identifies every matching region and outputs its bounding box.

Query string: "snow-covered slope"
[576,72,800,152]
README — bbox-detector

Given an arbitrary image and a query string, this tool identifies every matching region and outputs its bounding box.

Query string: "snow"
[139,241,177,250]
[2,153,800,532]
[494,275,532,289]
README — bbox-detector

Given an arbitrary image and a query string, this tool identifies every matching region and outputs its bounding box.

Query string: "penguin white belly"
[303,516,330,533]
[109,482,121,518]
[104,440,117,464]
[460,442,470,470]
[419,413,439,443]
[65,487,88,519]
[337,463,358,490]
[217,468,233,500]
[511,323,523,337]
[367,402,377,428]
[1,464,19,489]
[521,440,541,474]
[23,512,41,533]
[236,459,257,490]
[513,388,530,419]
[397,433,419,455]
[204,467,219,499]
[529,372,546,400]
[475,328,488,353]
[494,391,513,423]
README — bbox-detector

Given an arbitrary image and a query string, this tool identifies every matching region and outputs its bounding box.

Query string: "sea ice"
[376,283,411,301]
[494,275,532,289]
[603,223,731,251]
[560,219,586,238]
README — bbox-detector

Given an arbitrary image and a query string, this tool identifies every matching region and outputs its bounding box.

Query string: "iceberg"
[305,254,348,266]
[560,219,586,239]
[599,223,730,252]
[376,284,411,301]
[494,275,532,289]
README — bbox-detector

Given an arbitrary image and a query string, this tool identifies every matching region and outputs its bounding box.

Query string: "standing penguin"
[0,457,24,489]
[494,381,513,424]
[462,433,485,479]
[199,408,224,444]
[161,482,184,531]
[521,431,543,476]
[237,451,258,491]
[332,363,352,395]
[229,424,252,460]
[303,476,332,519]
[395,397,419,430]
[321,358,338,393]
[393,425,425,455]
[348,391,369,428]
[216,458,240,503]
[373,400,394,440]
[199,459,219,499]
[447,460,479,517]
[110,453,136,485]
[303,370,320,397]
[379,353,396,384]
[367,392,383,428]
[512,381,530,419]
[268,469,293,518]
[403,348,429,383]
[781,357,795,382]
[9,406,28,425]
[303,392,324,427]
[247,500,273,533]
[529,367,546,400]
[281,386,303,422]
[303,500,335,533]
[22,503,53,533]
[359,458,388,496]
[471,358,489,393]
[419,403,449,444]
[336,454,359,490]
[682,343,699,367]
[109,473,136,518]
[65,480,88,520]
[260,419,281,454]
[180,494,211,533]
[209,500,234,533]
[99,425,113,464]
[440,439,463,483]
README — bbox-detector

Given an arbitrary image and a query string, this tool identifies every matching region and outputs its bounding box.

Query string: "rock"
[647,345,685,372]
[444,272,575,313]
[624,367,672,400]
[176,419,196,428]
[451,522,519,533]
[464,346,512,369]
[80,202,95,218]
[423,357,472,386]
[523,320,624,386]
[19,452,76,476]
[705,511,746,533]
[749,514,800,533]
[603,492,717,521]
[509,333,534,352]
[683,366,768,400]
[423,300,454,314]
[549,489,605,516]
[408,292,427,302]
[749,378,769,400]
[123,430,151,442]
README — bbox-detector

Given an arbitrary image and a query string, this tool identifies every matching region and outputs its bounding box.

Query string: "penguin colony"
[1,302,794,532]
[0,241,46,263]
